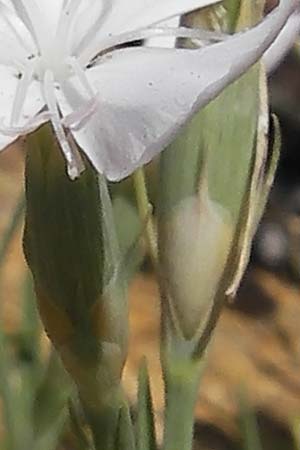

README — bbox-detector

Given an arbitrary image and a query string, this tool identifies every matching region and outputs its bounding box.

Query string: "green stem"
[162,360,204,450]
[83,388,125,450]
[86,406,119,450]
[291,417,300,450]
[0,193,25,267]
[238,387,263,450]
[132,168,158,270]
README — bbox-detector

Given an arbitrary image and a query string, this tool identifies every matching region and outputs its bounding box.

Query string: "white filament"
[67,57,95,97]
[55,0,84,55]
[43,70,79,179]
[10,63,34,125]
[79,25,227,65]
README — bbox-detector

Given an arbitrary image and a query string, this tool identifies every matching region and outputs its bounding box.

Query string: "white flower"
[0,0,298,181]
[264,7,300,72]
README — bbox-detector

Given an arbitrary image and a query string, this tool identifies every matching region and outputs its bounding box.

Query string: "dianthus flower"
[0,0,298,180]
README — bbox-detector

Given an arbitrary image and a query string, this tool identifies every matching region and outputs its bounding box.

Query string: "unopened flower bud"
[158,0,269,346]
[159,168,234,340]
[23,125,128,407]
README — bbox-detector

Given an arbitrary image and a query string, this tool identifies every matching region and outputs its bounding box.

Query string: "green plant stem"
[132,168,158,270]
[238,388,263,450]
[0,192,25,268]
[83,388,125,450]
[291,417,300,450]
[162,360,203,450]
[86,406,119,450]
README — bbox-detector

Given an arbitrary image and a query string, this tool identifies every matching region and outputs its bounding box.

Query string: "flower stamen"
[67,57,95,97]
[79,26,228,65]
[43,70,81,179]
[56,0,84,55]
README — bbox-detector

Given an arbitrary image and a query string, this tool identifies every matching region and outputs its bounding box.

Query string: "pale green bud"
[159,172,234,340]
[158,0,268,346]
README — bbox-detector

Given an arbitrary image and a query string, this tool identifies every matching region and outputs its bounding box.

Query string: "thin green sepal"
[115,401,136,450]
[136,358,156,450]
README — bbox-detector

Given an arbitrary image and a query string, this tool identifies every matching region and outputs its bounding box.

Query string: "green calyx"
[24,125,103,329]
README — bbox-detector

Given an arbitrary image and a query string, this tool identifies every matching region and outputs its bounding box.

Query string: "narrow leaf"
[136,359,156,450]
[238,388,263,450]
[115,401,135,450]
[0,192,24,269]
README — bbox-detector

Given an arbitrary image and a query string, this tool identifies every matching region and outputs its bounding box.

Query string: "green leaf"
[238,387,263,450]
[69,399,94,450]
[18,273,41,383]
[32,350,72,438]
[113,196,143,280]
[32,412,67,450]
[258,114,281,218]
[115,401,135,450]
[136,359,156,450]
[0,192,25,270]
[224,0,242,31]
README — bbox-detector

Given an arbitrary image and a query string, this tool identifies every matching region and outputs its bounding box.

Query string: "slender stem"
[0,192,25,267]
[291,417,300,450]
[239,388,263,450]
[162,360,204,450]
[83,387,128,450]
[132,168,158,270]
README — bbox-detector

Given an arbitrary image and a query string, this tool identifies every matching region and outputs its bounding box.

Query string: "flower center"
[31,53,72,83]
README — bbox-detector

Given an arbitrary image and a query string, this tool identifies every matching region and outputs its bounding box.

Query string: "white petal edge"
[264,9,300,72]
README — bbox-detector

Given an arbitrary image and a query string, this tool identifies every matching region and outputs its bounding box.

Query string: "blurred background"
[1,9,300,450]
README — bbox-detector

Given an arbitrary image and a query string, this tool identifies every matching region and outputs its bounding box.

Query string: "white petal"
[0,65,44,150]
[35,0,64,28]
[111,0,221,32]
[264,9,300,72]
[72,0,221,57]
[58,0,296,181]
[0,1,35,64]
[103,0,221,33]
